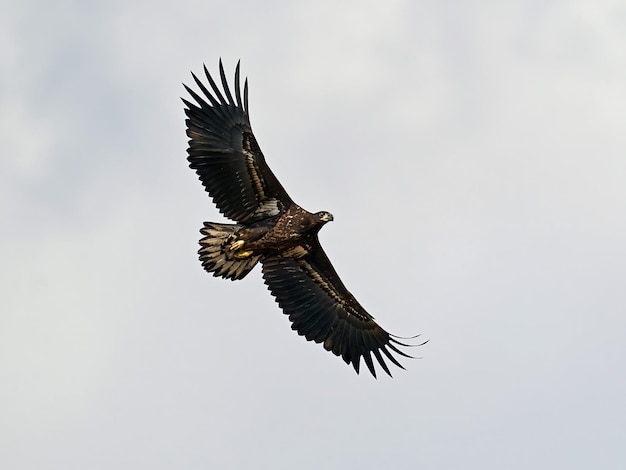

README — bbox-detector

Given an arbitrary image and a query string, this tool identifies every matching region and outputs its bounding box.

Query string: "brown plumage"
[183,60,424,377]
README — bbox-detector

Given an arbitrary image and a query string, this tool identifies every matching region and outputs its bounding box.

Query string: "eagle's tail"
[198,222,261,281]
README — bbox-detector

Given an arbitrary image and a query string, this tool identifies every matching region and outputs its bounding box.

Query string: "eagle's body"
[183,61,422,377]
[197,204,331,280]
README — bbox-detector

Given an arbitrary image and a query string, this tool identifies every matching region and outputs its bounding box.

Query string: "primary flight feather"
[183,60,423,377]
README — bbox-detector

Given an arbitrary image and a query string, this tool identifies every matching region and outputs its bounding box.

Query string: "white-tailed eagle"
[182,60,424,377]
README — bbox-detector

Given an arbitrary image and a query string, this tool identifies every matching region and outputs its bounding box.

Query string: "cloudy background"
[2,0,625,468]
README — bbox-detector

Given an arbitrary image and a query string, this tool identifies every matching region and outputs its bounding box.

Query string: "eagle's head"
[317,211,334,223]
[299,210,334,235]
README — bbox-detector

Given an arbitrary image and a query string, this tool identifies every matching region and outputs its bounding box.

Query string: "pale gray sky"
[2,0,626,468]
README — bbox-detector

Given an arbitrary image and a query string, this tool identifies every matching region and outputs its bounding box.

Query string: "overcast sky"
[2,0,626,468]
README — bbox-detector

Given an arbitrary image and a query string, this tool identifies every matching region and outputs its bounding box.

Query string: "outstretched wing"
[261,241,422,378]
[183,60,294,223]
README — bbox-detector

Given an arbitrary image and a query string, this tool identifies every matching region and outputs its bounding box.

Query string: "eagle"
[182,60,423,377]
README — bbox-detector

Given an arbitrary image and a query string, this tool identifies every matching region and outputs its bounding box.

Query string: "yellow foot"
[234,250,254,259]
[229,240,245,251]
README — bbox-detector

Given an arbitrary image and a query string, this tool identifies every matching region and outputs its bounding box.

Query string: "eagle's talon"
[234,250,254,259]
[229,240,245,251]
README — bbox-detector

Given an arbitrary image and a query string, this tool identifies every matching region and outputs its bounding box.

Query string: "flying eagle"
[183,60,423,377]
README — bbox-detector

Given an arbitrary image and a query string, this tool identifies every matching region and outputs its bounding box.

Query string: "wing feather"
[202,63,227,106]
[372,348,391,377]
[381,345,405,370]
[261,242,420,378]
[362,350,376,378]
[234,62,243,110]
[183,61,294,223]
[218,59,236,106]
